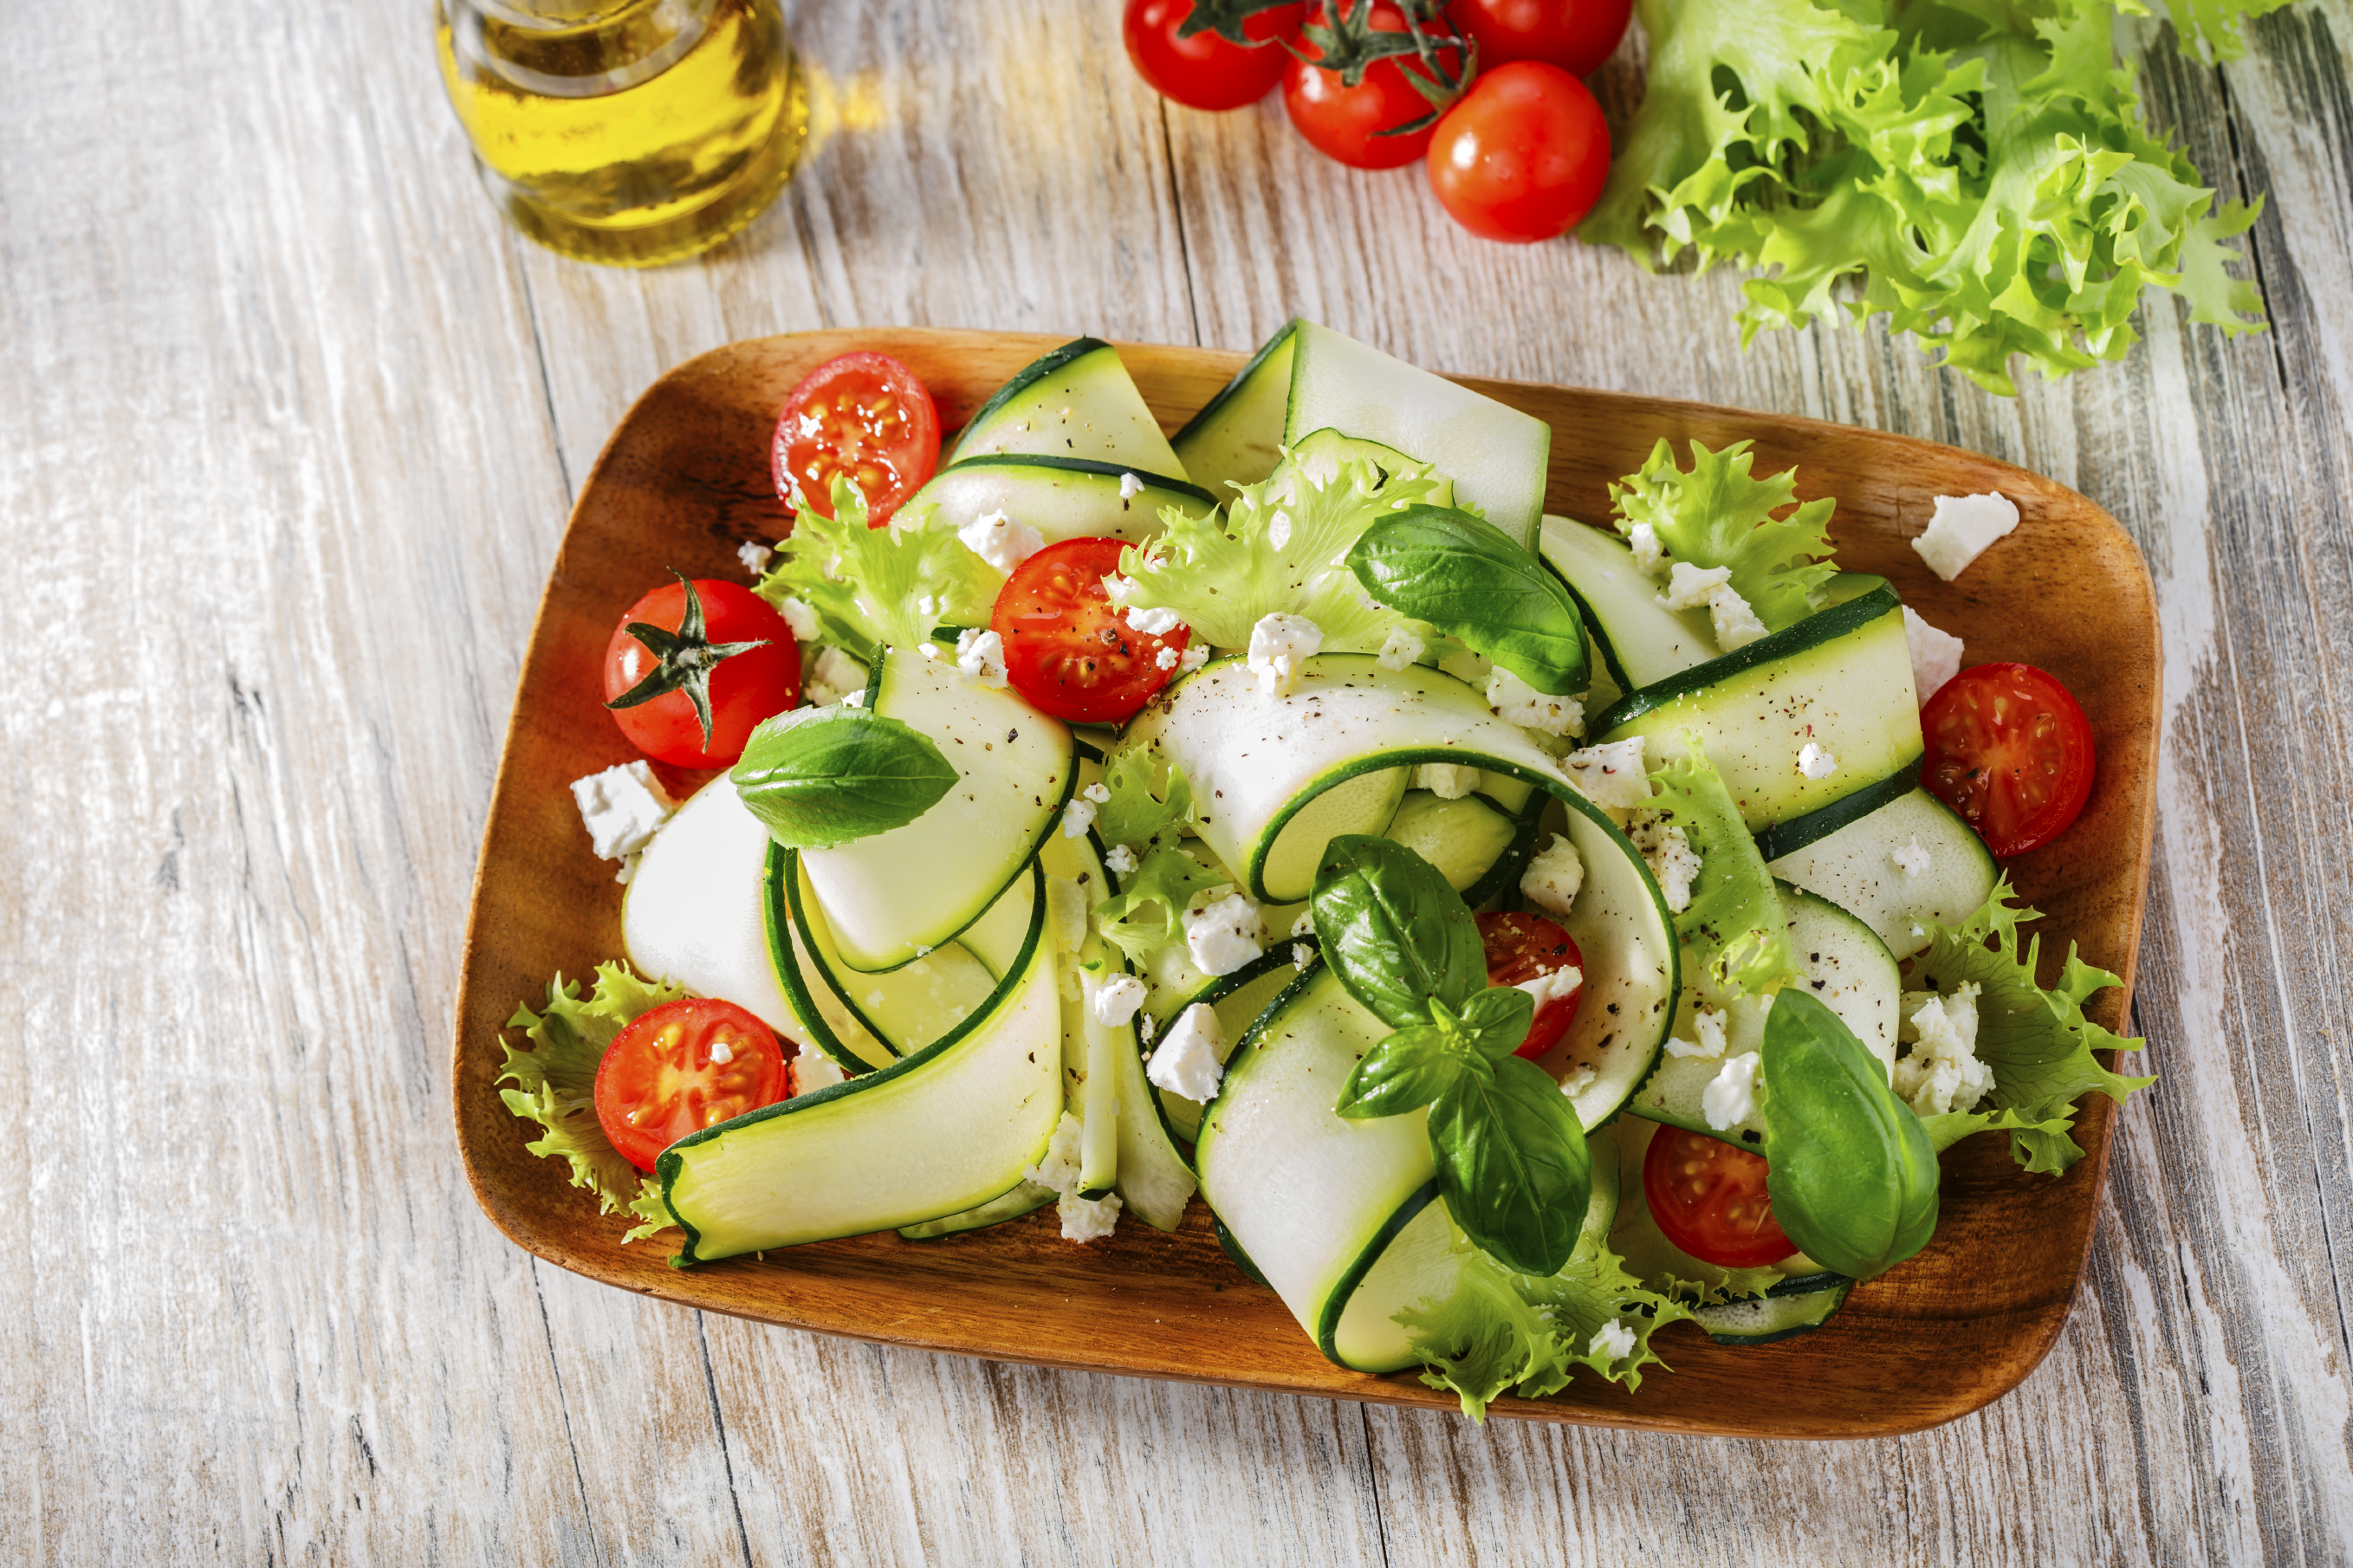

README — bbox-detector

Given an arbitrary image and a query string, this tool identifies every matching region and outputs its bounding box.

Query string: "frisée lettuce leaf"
[1609,439,1838,632]
[1646,738,1798,1000]
[755,478,1000,658]
[1094,846,1232,963]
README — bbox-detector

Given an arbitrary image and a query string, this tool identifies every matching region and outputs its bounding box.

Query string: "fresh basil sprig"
[1316,834,1592,1278]
[729,705,957,850]
[1759,989,1941,1280]
[1345,506,1591,695]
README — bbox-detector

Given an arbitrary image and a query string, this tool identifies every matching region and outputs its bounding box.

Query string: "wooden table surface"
[6,3,2351,1562]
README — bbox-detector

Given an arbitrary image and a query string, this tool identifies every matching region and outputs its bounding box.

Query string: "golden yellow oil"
[436,0,807,268]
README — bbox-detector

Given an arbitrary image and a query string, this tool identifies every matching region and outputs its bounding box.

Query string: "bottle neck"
[445,0,717,98]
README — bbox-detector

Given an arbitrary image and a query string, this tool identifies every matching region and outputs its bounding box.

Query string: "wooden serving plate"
[452,328,2159,1438]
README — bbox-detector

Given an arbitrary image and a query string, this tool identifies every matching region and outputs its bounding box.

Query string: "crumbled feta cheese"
[1105,843,1138,875]
[1628,812,1701,914]
[1657,561,1733,611]
[919,641,943,662]
[1024,1112,1087,1194]
[1138,1014,1157,1044]
[790,1048,846,1096]
[955,627,1008,688]
[1155,645,1180,670]
[1125,603,1185,637]
[1590,1319,1637,1363]
[1559,1065,1598,1097]
[1912,492,2019,581]
[1377,623,1427,671]
[1519,833,1585,917]
[569,761,677,862]
[1628,522,1667,577]
[1147,1002,1226,1101]
[1118,470,1144,500]
[841,688,865,709]
[1293,943,1314,971]
[1516,964,1583,1009]
[1178,645,1210,673]
[1797,742,1838,780]
[1893,837,1932,878]
[1081,781,1111,805]
[706,1040,735,1066]
[1665,1005,1729,1059]
[1895,982,1993,1116]
[1563,737,1651,810]
[737,541,775,578]
[1047,875,1090,954]
[1708,583,1770,651]
[1092,973,1147,1027]
[806,645,869,707]
[1061,795,1099,838]
[773,594,820,642]
[1413,762,1481,800]
[1247,612,1322,693]
[957,509,1046,573]
[1183,891,1264,976]
[1486,666,1584,737]
[1902,606,1964,703]
[1702,1052,1761,1130]
[1058,1189,1124,1243]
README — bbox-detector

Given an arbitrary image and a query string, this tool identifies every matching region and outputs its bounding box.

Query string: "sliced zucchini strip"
[1151,946,1313,1144]
[897,1180,1056,1241]
[783,854,1014,1059]
[949,338,1187,479]
[911,455,1214,548]
[1537,515,1718,691]
[1766,787,1998,961]
[621,777,807,1041]
[1171,321,1298,497]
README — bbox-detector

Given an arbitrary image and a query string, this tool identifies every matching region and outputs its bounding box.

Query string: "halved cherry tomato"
[1643,1124,1794,1268]
[1124,0,1304,111]
[1282,1,1466,170]
[992,537,1190,723]
[1477,910,1584,1059]
[1450,0,1631,78]
[1426,62,1611,243]
[770,352,941,526]
[595,999,791,1173]
[1919,661,2096,858]
[604,576,801,768]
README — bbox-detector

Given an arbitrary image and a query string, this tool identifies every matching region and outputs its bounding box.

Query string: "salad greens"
[1587,0,2274,394]
[1649,739,1798,998]
[1346,506,1591,695]
[755,478,998,658]
[1608,440,1838,633]
[729,706,959,849]
[1094,751,1197,854]
[1094,847,1231,964]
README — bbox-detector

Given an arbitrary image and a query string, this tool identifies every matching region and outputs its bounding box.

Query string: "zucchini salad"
[499,323,2150,1418]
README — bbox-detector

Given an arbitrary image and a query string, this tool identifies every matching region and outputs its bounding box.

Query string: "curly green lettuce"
[1093,846,1231,963]
[1107,451,1448,651]
[1608,439,1838,631]
[1647,738,1798,999]
[755,479,1000,658]
[497,962,686,1242]
[1095,751,1197,855]
[1905,880,2155,1173]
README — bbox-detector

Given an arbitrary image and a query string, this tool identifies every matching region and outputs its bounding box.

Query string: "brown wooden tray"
[451,327,2159,1439]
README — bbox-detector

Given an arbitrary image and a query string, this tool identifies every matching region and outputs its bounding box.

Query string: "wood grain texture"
[1,0,2349,1563]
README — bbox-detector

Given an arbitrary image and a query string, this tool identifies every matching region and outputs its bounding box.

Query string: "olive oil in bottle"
[436,0,807,268]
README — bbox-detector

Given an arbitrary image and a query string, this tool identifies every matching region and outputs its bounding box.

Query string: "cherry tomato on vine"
[595,998,791,1173]
[1477,910,1585,1059]
[1283,0,1466,170]
[604,576,801,768]
[1919,662,2097,858]
[1643,1125,1795,1269]
[991,537,1190,723]
[1427,62,1610,243]
[1450,0,1631,77]
[1124,0,1305,111]
[771,352,941,526]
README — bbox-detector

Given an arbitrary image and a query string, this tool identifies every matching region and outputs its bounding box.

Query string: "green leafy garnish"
[1108,450,1448,652]
[755,478,999,658]
[1346,507,1591,694]
[1607,440,1837,633]
[1312,834,1486,1030]
[497,962,685,1242]
[1647,738,1796,999]
[729,705,959,849]
[1759,989,1942,1280]
[1095,751,1196,853]
[1093,846,1230,963]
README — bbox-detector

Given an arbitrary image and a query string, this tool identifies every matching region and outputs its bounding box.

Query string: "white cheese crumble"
[1024,1111,1086,1192]
[1183,891,1264,976]
[1708,583,1770,651]
[957,509,1046,573]
[570,761,677,863]
[1293,942,1314,971]
[1105,843,1138,875]
[789,1048,846,1096]
[1702,1051,1761,1131]
[1118,470,1144,500]
[805,645,869,707]
[1895,982,1993,1116]
[1290,910,1316,938]
[1178,645,1210,674]
[1912,491,2019,581]
[1657,561,1733,611]
[1665,1005,1729,1059]
[1377,623,1427,671]
[737,541,775,578]
[1060,795,1099,839]
[1412,762,1481,800]
[1902,606,1964,702]
[1519,833,1585,917]
[1155,645,1181,670]
[707,1040,734,1065]
[1147,1002,1225,1101]
[1125,603,1185,637]
[773,593,820,641]
[1058,1189,1124,1243]
[1081,781,1111,805]
[1797,742,1838,780]
[1559,1064,1598,1097]
[1892,837,1933,878]
[1628,522,1667,577]
[841,688,865,709]
[1247,612,1322,693]
[1590,1319,1637,1363]
[1486,666,1585,737]
[954,627,1008,688]
[1563,737,1651,809]
[1628,812,1701,914]
[1516,964,1583,1009]
[1092,973,1147,1027]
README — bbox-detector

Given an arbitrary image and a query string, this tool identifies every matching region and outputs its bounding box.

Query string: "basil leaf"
[1346,507,1591,696]
[1428,1057,1594,1278]
[1759,988,1941,1280]
[1456,986,1537,1062]
[1311,834,1486,1030]
[1334,1024,1475,1120]
[729,706,958,849]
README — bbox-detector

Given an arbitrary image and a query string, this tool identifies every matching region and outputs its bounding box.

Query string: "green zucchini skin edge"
[1748,761,1923,864]
[1081,825,1202,1171]
[762,842,882,1074]
[1590,582,1902,736]
[949,337,1109,460]
[1170,320,1300,450]
[935,451,1217,508]
[1313,1181,1442,1367]
[1153,941,1318,1161]
[1693,1272,1857,1346]
[664,855,1053,1265]
[1458,787,1551,910]
[1546,554,1637,697]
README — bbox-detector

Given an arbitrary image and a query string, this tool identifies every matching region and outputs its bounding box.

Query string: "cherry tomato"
[1426,62,1610,243]
[1919,662,2097,858]
[1642,1124,1795,1269]
[604,577,801,768]
[595,999,791,1173]
[771,352,941,526]
[991,537,1190,723]
[1124,0,1304,111]
[1450,0,1631,77]
[1477,910,1585,1059]
[1283,2,1466,170]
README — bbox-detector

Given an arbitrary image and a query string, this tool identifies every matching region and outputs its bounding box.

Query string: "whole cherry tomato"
[604,576,801,768]
[1283,1,1467,170]
[1426,61,1610,243]
[1124,0,1305,111]
[1450,0,1631,77]
[1919,662,2097,858]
